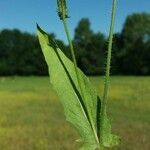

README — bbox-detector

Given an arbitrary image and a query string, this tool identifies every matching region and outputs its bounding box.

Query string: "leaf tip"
[36,24,47,35]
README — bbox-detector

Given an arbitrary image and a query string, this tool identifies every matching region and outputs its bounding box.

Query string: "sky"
[0,0,150,42]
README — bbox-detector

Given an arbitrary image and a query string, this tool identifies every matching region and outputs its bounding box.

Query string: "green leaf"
[37,25,100,149]
[37,25,120,149]
[101,114,120,147]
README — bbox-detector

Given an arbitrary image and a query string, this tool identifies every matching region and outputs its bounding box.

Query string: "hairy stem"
[100,0,117,148]
[62,18,100,148]
[62,19,84,100]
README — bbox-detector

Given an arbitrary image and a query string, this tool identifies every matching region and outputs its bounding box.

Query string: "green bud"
[57,0,69,20]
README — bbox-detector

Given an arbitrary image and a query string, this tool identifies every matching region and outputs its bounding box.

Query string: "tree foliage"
[0,29,65,75]
[0,13,149,75]
[115,13,150,75]
[74,18,106,75]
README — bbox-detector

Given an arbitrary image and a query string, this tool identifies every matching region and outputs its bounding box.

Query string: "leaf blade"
[101,114,120,147]
[37,25,100,149]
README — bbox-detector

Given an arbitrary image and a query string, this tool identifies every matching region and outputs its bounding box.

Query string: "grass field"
[0,76,149,150]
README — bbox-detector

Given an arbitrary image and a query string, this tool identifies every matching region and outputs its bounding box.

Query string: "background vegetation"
[0,8,149,150]
[0,76,149,150]
[0,13,150,76]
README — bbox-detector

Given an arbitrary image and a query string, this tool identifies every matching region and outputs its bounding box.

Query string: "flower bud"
[57,0,69,20]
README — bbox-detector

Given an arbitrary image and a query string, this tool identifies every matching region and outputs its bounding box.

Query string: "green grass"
[0,76,149,150]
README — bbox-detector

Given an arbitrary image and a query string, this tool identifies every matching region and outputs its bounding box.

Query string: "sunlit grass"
[0,76,149,150]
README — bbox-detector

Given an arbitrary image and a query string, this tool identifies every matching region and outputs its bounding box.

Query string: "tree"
[0,13,149,76]
[122,13,150,45]
[0,29,22,75]
[0,29,66,75]
[111,33,124,74]
[74,18,106,75]
[118,13,150,75]
[74,18,93,43]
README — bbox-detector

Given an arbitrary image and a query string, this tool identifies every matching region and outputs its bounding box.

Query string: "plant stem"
[103,0,117,110]
[100,0,117,148]
[62,18,100,148]
[62,18,83,97]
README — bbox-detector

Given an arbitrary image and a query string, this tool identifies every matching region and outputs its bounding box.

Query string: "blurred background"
[0,0,149,150]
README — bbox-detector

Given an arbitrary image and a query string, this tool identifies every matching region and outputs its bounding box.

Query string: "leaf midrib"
[49,42,100,146]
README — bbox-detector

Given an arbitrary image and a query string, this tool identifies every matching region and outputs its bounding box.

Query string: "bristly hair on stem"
[102,0,117,117]
[100,0,117,148]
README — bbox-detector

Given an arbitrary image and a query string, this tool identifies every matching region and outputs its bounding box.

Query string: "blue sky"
[0,0,150,42]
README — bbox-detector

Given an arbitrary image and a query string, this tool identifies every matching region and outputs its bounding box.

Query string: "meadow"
[0,76,149,150]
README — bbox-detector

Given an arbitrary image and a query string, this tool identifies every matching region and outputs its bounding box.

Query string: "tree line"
[0,13,149,76]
